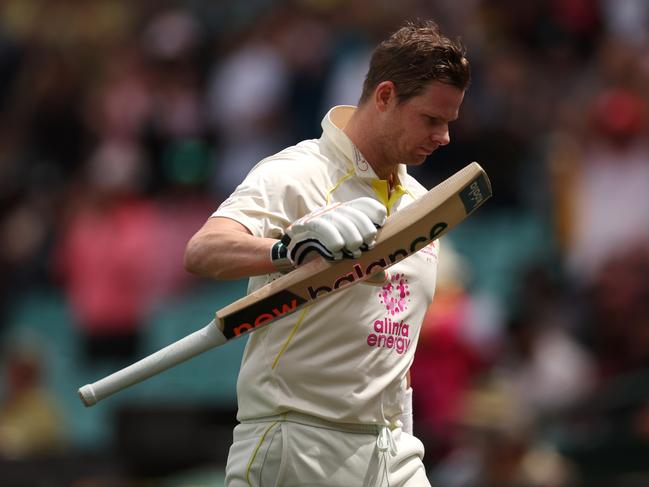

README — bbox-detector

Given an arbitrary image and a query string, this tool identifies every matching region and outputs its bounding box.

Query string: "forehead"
[405,81,465,120]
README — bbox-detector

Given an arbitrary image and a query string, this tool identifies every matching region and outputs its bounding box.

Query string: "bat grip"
[78,320,226,407]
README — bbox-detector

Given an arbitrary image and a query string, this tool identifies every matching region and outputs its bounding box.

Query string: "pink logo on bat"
[378,273,410,315]
[419,240,439,258]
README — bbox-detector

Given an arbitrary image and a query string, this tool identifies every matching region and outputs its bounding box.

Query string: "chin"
[407,154,428,165]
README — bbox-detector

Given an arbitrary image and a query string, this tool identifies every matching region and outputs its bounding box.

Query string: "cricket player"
[185,20,470,487]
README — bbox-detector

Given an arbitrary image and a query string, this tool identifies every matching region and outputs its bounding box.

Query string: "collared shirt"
[213,106,439,426]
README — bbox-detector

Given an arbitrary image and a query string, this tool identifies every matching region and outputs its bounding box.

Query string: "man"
[185,20,470,487]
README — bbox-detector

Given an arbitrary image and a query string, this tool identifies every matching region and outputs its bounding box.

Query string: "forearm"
[184,217,277,280]
[185,196,386,280]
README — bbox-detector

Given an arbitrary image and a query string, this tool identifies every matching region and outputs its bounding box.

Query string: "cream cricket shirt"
[213,106,439,426]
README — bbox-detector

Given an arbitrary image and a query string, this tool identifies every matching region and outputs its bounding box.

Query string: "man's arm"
[185,198,388,280]
[184,217,277,280]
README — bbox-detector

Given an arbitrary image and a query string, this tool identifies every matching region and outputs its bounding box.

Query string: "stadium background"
[1,0,648,485]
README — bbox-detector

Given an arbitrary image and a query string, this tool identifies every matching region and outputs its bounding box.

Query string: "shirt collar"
[320,105,409,183]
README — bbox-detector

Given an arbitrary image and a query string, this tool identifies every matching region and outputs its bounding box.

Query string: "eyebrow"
[425,113,457,123]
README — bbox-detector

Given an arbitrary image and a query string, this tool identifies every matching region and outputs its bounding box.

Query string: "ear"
[374,81,396,112]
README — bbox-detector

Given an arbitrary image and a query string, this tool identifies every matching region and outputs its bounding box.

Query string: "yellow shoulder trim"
[326,169,355,204]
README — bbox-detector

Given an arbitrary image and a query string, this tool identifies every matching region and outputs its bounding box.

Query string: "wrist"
[270,238,294,273]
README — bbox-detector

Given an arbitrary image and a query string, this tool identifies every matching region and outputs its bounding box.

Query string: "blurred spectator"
[504,313,595,416]
[154,139,218,297]
[581,245,649,379]
[600,0,649,47]
[429,374,578,487]
[0,344,65,459]
[141,7,211,194]
[503,264,596,417]
[83,45,153,146]
[55,137,211,364]
[55,145,159,364]
[277,6,335,139]
[321,32,371,111]
[0,175,58,337]
[206,12,291,197]
[551,86,649,280]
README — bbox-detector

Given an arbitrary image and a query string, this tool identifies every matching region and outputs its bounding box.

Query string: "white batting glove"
[270,197,387,272]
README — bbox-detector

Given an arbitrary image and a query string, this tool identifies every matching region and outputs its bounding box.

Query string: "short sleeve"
[212,155,320,238]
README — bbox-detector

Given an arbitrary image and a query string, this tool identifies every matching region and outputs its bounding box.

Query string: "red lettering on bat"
[232,299,300,336]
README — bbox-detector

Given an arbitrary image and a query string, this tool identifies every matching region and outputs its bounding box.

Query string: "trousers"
[225,412,430,487]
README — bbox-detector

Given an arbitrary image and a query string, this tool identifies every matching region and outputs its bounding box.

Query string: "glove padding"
[271,197,387,271]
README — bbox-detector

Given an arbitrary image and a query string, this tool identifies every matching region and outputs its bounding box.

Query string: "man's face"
[380,81,465,166]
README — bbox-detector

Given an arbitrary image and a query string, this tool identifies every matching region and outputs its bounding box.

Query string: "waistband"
[242,411,399,485]
[241,411,390,435]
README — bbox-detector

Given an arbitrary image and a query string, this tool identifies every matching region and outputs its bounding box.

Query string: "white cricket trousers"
[225,412,431,487]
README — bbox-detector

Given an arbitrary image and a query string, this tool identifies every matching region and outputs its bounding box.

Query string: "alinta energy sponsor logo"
[367,273,412,355]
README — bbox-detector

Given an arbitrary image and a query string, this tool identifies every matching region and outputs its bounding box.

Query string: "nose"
[431,125,450,146]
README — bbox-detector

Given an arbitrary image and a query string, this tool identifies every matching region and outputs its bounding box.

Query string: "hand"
[271,197,387,272]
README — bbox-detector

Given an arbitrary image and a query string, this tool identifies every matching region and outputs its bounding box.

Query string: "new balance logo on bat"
[230,298,303,337]
[307,221,447,299]
[222,220,448,339]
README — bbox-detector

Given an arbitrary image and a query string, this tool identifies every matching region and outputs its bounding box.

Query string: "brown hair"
[359,20,470,104]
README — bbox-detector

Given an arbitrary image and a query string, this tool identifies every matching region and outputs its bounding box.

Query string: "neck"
[343,106,398,181]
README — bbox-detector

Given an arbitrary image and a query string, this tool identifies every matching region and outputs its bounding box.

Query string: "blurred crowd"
[1,0,648,485]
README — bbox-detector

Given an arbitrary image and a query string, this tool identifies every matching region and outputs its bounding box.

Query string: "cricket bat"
[78,162,491,406]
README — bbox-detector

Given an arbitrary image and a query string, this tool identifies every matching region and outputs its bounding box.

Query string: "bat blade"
[78,162,491,406]
[217,161,491,338]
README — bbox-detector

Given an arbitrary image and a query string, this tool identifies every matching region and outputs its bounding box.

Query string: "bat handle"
[78,320,227,407]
